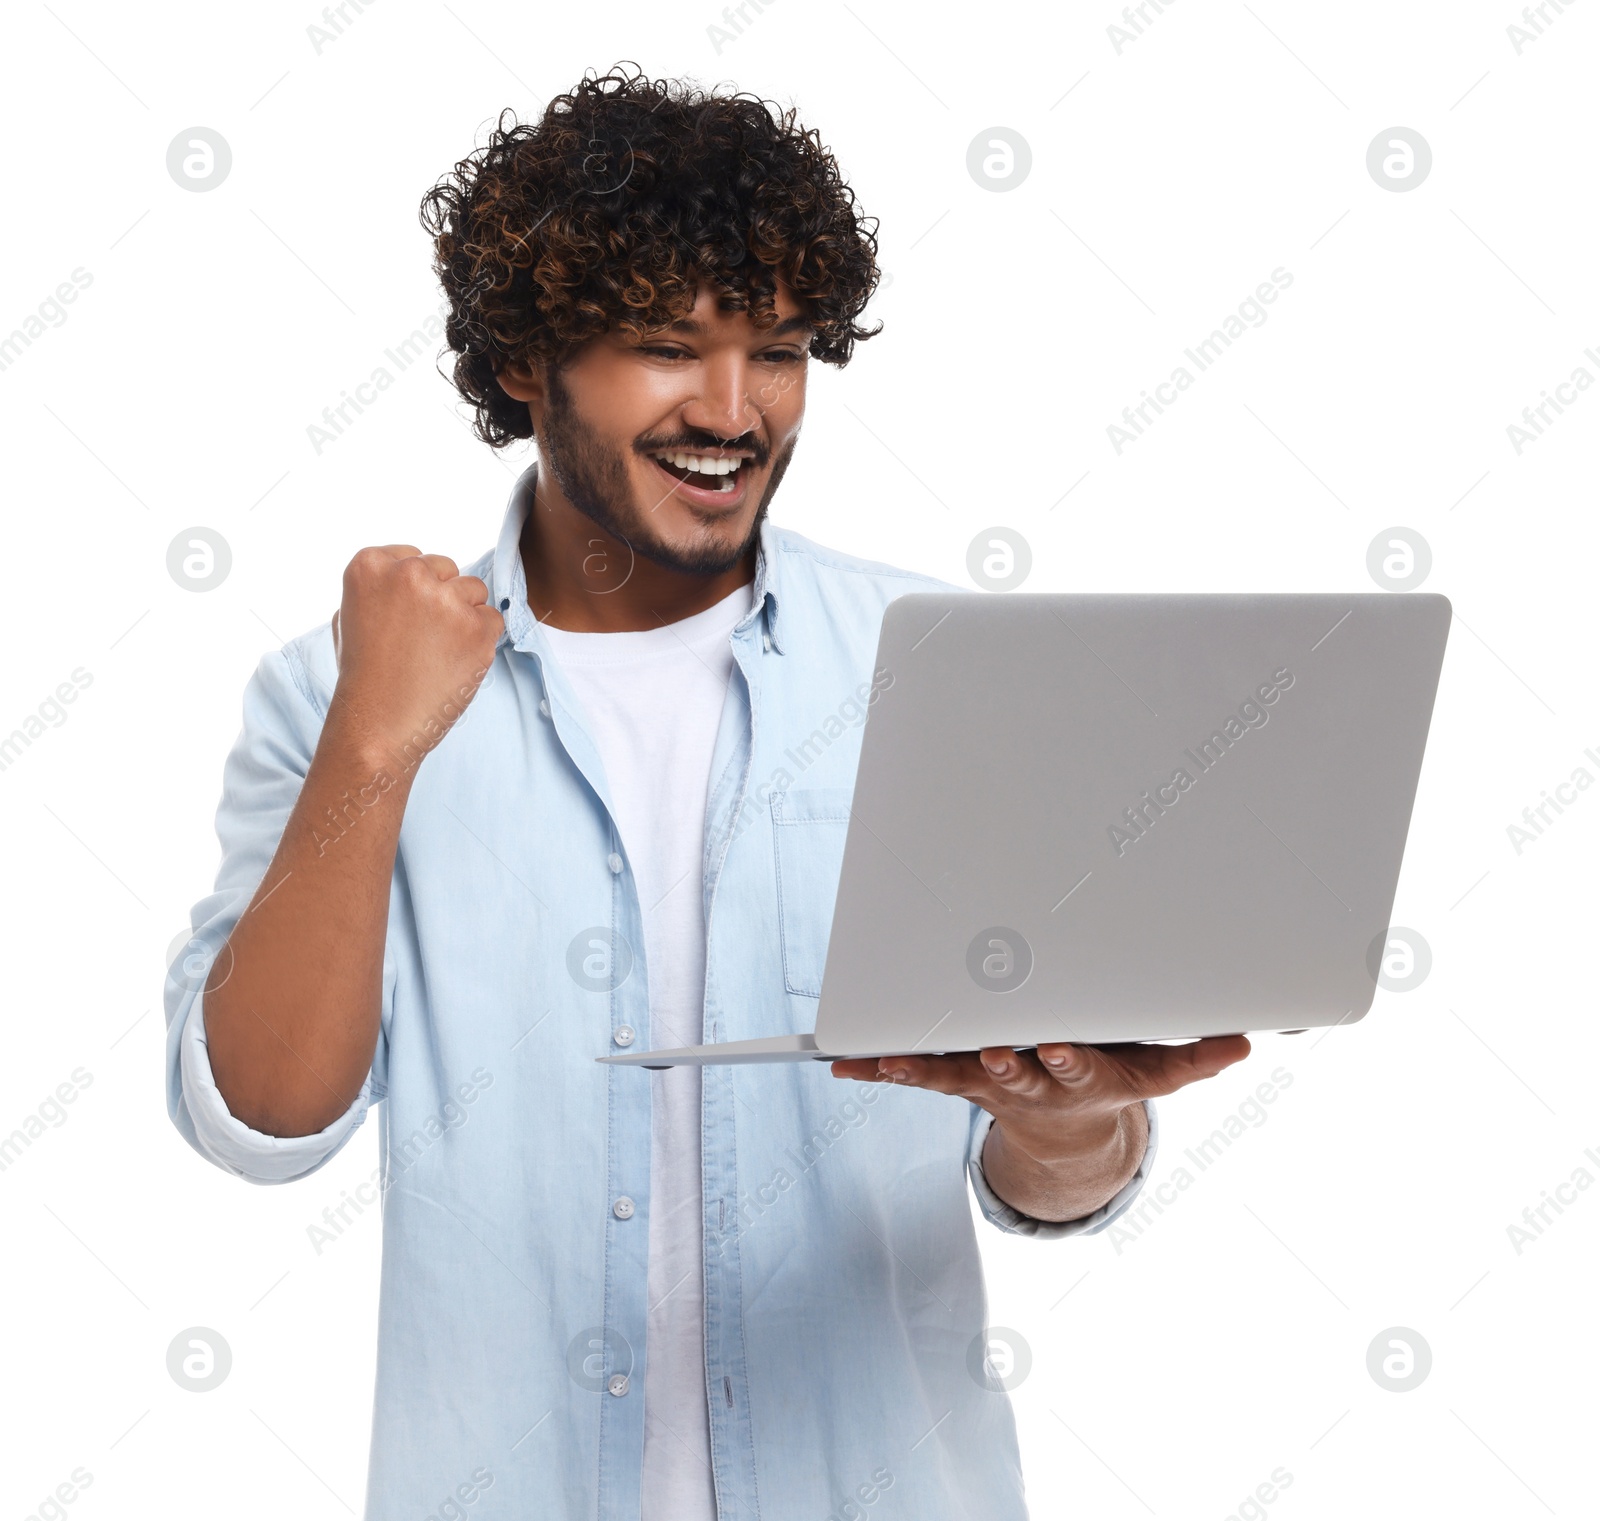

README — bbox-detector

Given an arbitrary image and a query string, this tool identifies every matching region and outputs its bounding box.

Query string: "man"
[165,65,1247,1519]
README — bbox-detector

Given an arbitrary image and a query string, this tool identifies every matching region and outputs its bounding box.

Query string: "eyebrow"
[656,315,814,339]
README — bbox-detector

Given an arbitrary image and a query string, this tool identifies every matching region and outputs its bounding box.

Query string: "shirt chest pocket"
[771,786,855,999]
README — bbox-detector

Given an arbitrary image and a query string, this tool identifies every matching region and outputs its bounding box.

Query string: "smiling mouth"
[646,448,753,497]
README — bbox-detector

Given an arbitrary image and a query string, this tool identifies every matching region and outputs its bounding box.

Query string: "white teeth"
[654,451,742,481]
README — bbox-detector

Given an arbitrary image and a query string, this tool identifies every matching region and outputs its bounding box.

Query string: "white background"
[1,1,1596,1517]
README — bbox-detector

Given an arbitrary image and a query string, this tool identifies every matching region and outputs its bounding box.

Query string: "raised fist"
[329,544,503,765]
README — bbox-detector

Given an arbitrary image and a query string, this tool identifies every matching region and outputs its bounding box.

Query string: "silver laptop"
[600,591,1451,1069]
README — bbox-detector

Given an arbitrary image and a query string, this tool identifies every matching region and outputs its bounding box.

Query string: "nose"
[680,350,764,443]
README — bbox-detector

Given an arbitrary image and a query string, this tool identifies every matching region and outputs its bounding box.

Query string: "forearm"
[980,1101,1149,1223]
[203,717,413,1137]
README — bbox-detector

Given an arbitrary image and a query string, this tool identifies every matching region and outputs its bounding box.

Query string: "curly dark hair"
[418,63,884,449]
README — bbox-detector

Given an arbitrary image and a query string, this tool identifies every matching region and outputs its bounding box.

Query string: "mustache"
[637,434,768,464]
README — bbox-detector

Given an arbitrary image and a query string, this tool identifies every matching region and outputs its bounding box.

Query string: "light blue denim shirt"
[164,461,1158,1521]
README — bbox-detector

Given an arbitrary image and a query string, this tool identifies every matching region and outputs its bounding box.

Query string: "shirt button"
[607,852,623,874]
[538,698,550,718]
[612,1196,635,1220]
[499,597,510,610]
[762,631,772,651]
[607,1373,630,1397]
[613,1026,636,1047]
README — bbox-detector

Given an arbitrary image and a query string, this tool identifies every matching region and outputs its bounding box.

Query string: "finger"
[1098,1034,1253,1101]
[1034,1042,1101,1088]
[975,1046,1057,1099]
[1166,1034,1252,1086]
[1136,1035,1252,1096]
[415,553,460,582]
[877,1051,1003,1099]
[371,543,424,560]
[829,1058,883,1081]
[831,1055,945,1085]
[1034,1043,1166,1117]
[874,1054,947,1091]
[453,574,490,607]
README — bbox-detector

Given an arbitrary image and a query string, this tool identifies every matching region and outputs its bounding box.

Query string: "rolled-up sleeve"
[164,639,390,1185]
[966,1099,1159,1239]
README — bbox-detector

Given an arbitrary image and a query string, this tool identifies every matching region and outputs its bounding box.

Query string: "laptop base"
[598,1033,836,1068]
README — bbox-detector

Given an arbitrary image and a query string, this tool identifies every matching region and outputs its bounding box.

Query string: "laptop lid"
[813,592,1451,1056]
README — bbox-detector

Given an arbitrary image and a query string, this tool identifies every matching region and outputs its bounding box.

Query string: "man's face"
[509,278,811,576]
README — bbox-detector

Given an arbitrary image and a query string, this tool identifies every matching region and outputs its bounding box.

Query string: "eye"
[638,345,691,360]
[760,349,807,364]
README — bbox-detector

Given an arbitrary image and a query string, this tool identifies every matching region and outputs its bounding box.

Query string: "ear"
[495,358,544,404]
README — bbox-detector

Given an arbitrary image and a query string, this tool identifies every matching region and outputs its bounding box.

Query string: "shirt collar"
[490,458,786,655]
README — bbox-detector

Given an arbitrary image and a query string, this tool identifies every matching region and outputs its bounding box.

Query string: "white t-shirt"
[540,579,752,1521]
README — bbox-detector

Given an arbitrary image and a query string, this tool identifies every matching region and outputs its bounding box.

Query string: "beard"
[536,363,796,576]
